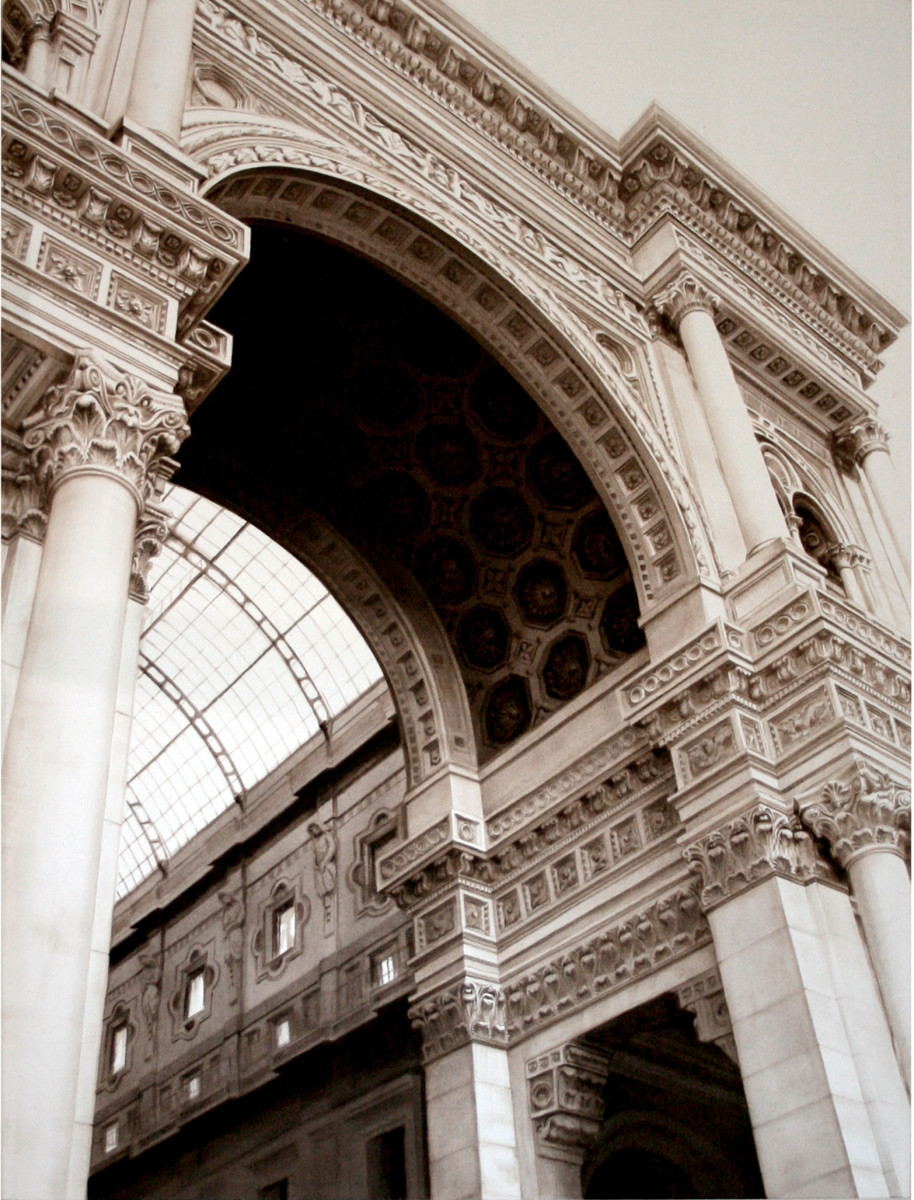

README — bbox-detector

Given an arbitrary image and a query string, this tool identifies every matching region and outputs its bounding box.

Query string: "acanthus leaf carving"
[408,977,508,1062]
[796,763,911,868]
[526,1042,610,1163]
[22,350,189,513]
[684,804,829,909]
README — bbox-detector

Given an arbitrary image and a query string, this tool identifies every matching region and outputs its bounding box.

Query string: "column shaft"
[124,0,197,142]
[677,307,787,554]
[1,534,44,753]
[425,1042,522,1200]
[860,449,911,577]
[847,852,911,1089]
[1,471,137,1200]
[67,598,146,1196]
[709,876,891,1197]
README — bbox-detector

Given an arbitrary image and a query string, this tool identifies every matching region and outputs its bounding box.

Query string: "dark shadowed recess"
[178,225,645,762]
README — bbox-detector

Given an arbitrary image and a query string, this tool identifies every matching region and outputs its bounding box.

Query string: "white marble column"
[412,980,522,1200]
[654,272,788,555]
[124,0,198,142]
[797,767,911,1090]
[1,351,187,1200]
[686,805,894,1197]
[837,421,911,577]
[1,476,47,752]
[828,544,869,609]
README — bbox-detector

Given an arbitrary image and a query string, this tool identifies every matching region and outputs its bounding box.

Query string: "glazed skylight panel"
[291,596,383,712]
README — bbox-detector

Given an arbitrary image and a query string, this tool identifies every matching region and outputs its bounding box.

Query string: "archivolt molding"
[274,508,475,787]
[186,122,717,599]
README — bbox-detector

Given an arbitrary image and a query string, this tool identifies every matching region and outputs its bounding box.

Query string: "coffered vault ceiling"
[177,224,646,763]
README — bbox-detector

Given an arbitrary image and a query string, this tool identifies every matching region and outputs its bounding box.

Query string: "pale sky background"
[447,0,912,494]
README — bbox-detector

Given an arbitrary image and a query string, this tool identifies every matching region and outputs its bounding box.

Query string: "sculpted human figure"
[308,821,337,899]
[138,951,162,1060]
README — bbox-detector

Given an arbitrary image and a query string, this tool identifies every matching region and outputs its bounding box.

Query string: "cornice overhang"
[620,106,907,370]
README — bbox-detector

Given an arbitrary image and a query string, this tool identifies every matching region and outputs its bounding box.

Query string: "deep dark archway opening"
[179,224,645,764]
[581,995,765,1200]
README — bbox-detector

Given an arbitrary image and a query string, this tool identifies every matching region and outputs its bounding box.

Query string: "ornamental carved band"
[526,1043,610,1163]
[21,350,190,512]
[834,419,890,466]
[652,272,720,329]
[408,978,508,1063]
[684,804,828,910]
[796,765,911,869]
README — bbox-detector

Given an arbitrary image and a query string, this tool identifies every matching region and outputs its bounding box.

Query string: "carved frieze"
[502,886,708,1038]
[796,763,911,868]
[409,978,508,1063]
[22,350,189,511]
[526,1042,610,1163]
[684,805,830,910]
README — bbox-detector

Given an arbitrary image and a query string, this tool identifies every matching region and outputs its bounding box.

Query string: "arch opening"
[179,220,649,773]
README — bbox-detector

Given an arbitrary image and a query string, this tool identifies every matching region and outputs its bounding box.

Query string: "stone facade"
[1,2,909,1199]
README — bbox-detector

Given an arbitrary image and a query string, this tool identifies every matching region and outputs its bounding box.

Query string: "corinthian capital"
[21,350,189,513]
[796,763,911,868]
[684,804,827,909]
[408,977,507,1063]
[130,502,171,604]
[1,470,47,543]
[834,419,890,467]
[652,271,720,329]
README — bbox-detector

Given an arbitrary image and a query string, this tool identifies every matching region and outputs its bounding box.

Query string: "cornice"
[216,0,907,379]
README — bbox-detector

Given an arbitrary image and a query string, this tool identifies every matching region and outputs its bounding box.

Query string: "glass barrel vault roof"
[117,485,385,898]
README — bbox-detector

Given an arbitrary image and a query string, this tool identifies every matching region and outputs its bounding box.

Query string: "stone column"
[797,765,911,1089]
[411,979,522,1200]
[1,350,188,1200]
[836,420,911,577]
[124,0,198,143]
[22,15,52,87]
[654,272,788,555]
[67,507,169,1195]
[828,544,869,609]
[686,805,894,1197]
[525,1042,610,1200]
[1,473,47,752]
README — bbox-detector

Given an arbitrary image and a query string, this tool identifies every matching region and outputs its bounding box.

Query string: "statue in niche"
[219,889,245,1005]
[138,950,162,1061]
[308,820,338,931]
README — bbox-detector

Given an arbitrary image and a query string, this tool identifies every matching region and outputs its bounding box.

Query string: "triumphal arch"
[2,1,910,1197]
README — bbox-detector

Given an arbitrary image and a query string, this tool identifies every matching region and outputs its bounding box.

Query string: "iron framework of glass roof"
[116,485,385,898]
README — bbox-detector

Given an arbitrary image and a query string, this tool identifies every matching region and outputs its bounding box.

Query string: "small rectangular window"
[104,1123,119,1154]
[110,1024,128,1074]
[374,952,397,988]
[275,1018,291,1049]
[185,969,205,1019]
[186,1074,201,1101]
[273,902,296,957]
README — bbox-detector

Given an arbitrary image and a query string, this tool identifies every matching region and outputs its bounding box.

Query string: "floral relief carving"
[129,503,170,604]
[796,764,911,868]
[22,350,189,512]
[652,271,719,328]
[502,887,708,1038]
[682,721,735,779]
[684,805,829,909]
